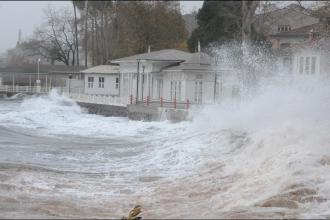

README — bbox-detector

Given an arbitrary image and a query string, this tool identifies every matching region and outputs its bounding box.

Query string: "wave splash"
[177,76,330,218]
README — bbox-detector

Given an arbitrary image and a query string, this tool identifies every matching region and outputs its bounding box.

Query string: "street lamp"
[36,58,41,93]
[68,73,72,94]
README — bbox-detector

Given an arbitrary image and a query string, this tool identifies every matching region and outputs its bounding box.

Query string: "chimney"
[309,28,313,41]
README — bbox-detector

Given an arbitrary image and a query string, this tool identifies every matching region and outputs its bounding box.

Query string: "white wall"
[66,79,84,93]
[183,72,215,104]
[84,74,120,96]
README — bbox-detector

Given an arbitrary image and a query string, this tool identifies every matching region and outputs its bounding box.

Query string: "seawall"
[77,102,188,122]
[77,102,128,117]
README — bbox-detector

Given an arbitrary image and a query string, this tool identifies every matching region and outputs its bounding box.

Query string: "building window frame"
[115,77,119,89]
[298,55,318,75]
[88,76,94,88]
[99,77,105,88]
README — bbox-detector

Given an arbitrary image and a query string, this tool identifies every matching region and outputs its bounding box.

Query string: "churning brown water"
[0,78,330,219]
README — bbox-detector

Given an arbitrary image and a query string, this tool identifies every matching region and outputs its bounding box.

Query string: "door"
[156,79,163,100]
[171,81,182,101]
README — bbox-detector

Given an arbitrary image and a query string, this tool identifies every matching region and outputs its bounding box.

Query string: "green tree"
[188,1,266,52]
[188,1,242,52]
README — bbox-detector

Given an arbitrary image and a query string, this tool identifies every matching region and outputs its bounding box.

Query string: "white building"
[81,65,120,96]
[111,49,216,105]
[289,29,330,77]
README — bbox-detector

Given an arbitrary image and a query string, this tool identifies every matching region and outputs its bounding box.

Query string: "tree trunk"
[91,17,96,66]
[72,49,75,66]
[84,0,89,68]
[242,0,259,57]
[95,16,100,65]
[73,2,79,67]
[241,0,259,91]
[100,10,105,64]
[104,10,110,62]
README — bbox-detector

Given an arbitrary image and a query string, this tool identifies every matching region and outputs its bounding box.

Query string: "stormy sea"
[0,76,330,219]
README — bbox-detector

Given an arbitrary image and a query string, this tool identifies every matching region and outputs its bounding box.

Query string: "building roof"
[185,52,212,65]
[270,22,321,38]
[111,49,192,63]
[0,64,85,74]
[291,36,330,51]
[81,65,119,74]
[163,52,214,72]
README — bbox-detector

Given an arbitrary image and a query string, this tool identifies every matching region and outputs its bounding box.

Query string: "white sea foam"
[0,89,188,139]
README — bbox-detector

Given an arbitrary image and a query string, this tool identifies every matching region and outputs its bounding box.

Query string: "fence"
[0,85,192,109]
[129,95,191,110]
[0,85,66,94]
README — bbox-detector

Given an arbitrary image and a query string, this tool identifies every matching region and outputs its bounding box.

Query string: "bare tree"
[26,6,77,66]
[73,1,79,66]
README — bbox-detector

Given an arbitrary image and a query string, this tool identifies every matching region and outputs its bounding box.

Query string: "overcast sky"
[0,1,203,54]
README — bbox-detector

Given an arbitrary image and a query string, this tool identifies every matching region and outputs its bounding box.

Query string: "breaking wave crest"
[181,76,330,218]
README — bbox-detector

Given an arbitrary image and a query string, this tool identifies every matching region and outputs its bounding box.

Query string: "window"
[178,81,182,101]
[99,77,104,88]
[311,56,316,74]
[299,57,304,74]
[115,77,119,89]
[298,56,318,75]
[278,25,291,32]
[88,77,94,88]
[170,81,182,101]
[170,81,174,100]
[194,81,203,103]
[305,57,310,74]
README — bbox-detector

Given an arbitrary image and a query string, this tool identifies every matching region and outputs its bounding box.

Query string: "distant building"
[291,36,330,76]
[254,3,319,39]
[253,3,324,73]
[143,0,180,13]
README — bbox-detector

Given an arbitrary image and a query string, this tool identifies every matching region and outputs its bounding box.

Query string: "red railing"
[133,96,190,110]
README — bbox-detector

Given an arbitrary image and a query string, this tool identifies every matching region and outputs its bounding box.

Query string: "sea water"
[0,76,329,218]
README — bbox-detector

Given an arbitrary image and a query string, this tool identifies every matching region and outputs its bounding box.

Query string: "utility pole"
[136,59,140,103]
[36,58,41,93]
